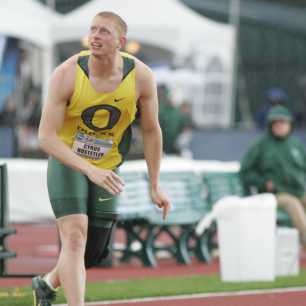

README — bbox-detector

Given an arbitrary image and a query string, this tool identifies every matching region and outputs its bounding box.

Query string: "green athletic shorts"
[47,158,118,228]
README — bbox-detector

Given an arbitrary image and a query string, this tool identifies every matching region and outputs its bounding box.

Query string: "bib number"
[72,132,113,160]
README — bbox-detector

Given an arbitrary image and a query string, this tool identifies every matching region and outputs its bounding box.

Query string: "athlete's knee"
[57,214,88,253]
[61,228,87,253]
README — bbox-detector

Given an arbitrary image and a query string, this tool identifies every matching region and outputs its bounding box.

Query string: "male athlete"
[32,11,170,306]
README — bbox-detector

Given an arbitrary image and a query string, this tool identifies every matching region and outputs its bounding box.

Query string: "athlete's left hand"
[150,188,171,220]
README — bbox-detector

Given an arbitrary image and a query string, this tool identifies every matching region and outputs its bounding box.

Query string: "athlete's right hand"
[85,165,125,195]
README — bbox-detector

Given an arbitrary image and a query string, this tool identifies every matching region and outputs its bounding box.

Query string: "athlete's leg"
[299,193,306,211]
[48,214,88,306]
[33,158,89,306]
[33,215,88,306]
[277,192,306,246]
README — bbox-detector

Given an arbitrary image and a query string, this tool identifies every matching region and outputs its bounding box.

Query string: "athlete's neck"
[89,52,122,78]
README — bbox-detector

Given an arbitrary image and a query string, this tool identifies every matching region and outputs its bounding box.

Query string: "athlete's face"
[88,16,124,56]
[271,119,291,138]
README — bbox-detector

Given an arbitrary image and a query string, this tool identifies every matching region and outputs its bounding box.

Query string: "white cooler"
[275,227,299,276]
[215,194,277,282]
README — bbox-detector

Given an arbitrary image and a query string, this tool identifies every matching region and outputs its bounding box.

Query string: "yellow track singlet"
[58,50,137,169]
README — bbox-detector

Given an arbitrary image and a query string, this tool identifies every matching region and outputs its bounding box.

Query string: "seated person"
[240,105,306,246]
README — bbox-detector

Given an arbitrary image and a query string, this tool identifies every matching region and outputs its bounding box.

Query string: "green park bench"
[0,164,17,277]
[116,171,156,266]
[116,170,211,267]
[145,171,210,266]
[202,171,245,208]
[0,163,37,278]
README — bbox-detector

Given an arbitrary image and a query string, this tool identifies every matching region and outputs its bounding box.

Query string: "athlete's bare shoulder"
[134,57,152,75]
[132,56,156,98]
[49,54,79,102]
[53,54,79,83]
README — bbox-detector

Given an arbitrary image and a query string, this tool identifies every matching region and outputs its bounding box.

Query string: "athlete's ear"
[118,36,127,50]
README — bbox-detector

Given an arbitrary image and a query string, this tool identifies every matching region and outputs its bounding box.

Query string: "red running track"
[2,224,306,306]
[101,291,306,306]
[0,223,218,287]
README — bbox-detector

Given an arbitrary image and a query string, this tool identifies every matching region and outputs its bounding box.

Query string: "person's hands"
[265,180,274,192]
[85,165,125,195]
[150,188,171,220]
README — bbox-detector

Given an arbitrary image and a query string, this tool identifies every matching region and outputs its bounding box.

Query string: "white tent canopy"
[53,0,233,59]
[0,0,62,99]
[0,0,61,48]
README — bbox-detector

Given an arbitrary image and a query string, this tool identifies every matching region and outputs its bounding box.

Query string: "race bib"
[72,132,113,160]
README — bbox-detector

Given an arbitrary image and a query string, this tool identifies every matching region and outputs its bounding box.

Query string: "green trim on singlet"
[78,55,90,78]
[122,56,135,80]
[117,123,133,167]
[77,54,135,81]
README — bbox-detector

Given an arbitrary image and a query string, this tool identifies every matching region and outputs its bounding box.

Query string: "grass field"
[1,270,306,306]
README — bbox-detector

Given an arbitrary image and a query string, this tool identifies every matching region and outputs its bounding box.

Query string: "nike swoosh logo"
[98,197,114,202]
[114,97,125,102]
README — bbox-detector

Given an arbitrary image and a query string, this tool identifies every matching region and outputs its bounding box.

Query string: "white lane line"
[54,286,306,305]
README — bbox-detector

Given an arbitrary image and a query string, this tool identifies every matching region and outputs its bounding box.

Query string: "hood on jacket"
[267,105,293,123]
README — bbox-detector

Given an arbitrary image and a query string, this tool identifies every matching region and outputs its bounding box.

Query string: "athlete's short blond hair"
[95,11,128,36]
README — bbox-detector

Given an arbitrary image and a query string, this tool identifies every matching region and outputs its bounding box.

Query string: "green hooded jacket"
[240,106,306,198]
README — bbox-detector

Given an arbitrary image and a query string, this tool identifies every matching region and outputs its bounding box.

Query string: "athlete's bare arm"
[136,60,170,219]
[38,56,124,195]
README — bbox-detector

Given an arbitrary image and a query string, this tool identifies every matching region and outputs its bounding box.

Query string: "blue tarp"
[0,127,15,157]
[0,38,20,113]
[0,35,6,69]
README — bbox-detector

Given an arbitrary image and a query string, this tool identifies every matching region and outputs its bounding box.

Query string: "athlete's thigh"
[276,192,300,208]
[300,193,306,210]
[47,157,89,218]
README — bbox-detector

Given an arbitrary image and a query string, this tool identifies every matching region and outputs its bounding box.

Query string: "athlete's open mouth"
[91,42,102,49]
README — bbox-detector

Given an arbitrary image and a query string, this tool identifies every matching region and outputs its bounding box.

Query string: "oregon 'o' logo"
[81,104,121,131]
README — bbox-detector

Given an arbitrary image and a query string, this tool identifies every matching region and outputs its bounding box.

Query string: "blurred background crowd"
[1,0,306,161]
